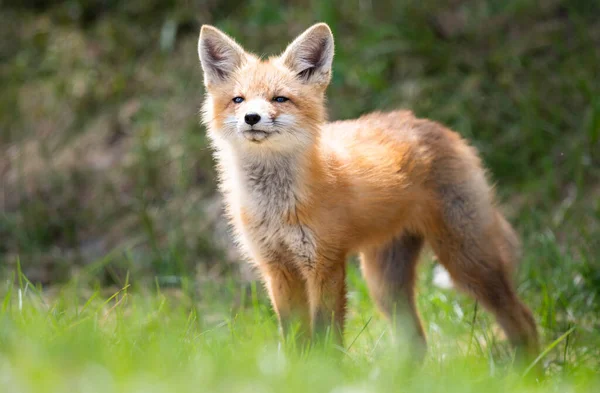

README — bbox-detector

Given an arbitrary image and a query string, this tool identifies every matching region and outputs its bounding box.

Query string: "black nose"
[244,113,261,126]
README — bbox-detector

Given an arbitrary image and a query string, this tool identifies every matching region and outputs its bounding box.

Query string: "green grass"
[1,262,599,393]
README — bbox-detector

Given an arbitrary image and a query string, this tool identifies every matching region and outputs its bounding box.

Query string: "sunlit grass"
[1,262,598,393]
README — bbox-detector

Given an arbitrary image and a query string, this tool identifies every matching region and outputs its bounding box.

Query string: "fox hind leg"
[360,233,427,361]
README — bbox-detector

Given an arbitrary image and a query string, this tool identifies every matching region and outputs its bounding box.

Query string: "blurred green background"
[1,0,599,299]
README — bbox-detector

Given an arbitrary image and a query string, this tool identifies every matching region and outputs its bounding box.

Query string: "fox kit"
[197,23,539,362]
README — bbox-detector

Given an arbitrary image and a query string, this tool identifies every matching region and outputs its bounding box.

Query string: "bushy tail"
[495,210,522,274]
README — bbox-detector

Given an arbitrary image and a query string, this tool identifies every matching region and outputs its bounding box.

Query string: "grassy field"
[1,262,599,392]
[1,0,599,391]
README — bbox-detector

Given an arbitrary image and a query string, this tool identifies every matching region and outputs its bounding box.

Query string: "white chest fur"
[224,153,317,268]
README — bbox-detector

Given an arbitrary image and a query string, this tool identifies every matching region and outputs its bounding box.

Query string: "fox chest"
[237,203,317,268]
[226,157,318,267]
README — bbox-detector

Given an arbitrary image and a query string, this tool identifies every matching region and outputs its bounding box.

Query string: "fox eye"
[232,97,244,104]
[273,96,289,103]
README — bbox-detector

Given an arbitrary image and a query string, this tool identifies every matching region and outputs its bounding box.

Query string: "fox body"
[198,23,538,362]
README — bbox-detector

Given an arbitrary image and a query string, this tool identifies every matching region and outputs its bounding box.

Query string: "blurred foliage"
[0,0,599,297]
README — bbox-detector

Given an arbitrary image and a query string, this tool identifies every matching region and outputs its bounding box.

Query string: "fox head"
[198,23,334,154]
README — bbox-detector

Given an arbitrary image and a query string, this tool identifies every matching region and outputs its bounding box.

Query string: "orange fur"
[197,23,539,364]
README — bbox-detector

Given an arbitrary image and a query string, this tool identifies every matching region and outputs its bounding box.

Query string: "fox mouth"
[242,130,270,143]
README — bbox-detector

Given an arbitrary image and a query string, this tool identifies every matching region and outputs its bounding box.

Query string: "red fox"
[197,23,539,362]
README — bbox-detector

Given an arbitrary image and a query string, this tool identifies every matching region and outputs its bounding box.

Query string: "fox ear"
[198,25,247,87]
[279,23,334,85]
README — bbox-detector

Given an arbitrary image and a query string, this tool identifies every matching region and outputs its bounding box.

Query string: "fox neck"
[224,140,322,214]
[245,145,317,196]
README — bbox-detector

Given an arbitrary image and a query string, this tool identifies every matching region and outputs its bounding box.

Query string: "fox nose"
[244,113,261,126]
